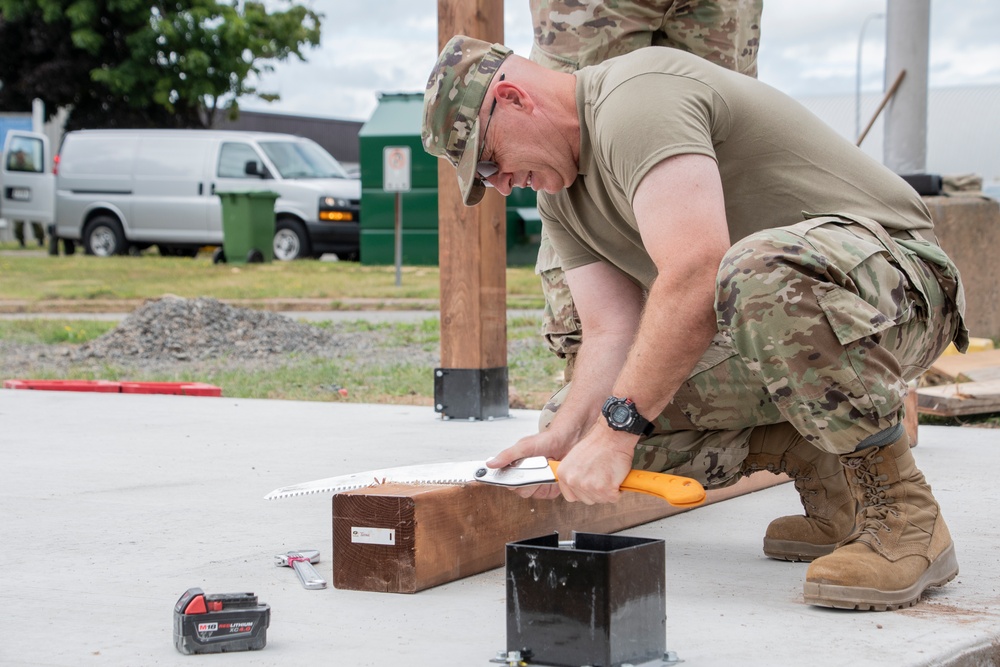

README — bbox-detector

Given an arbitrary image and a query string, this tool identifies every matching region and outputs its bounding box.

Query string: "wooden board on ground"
[917,380,1000,417]
[904,383,919,445]
[929,349,1000,384]
[332,473,788,593]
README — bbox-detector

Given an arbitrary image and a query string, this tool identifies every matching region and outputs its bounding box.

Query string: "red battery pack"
[173,588,270,654]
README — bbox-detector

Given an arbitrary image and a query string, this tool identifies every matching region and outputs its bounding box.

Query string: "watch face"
[611,405,632,424]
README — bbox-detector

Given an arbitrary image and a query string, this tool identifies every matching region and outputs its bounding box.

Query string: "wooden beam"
[904,382,920,445]
[332,473,790,593]
[929,349,1000,384]
[434,0,509,419]
[917,380,1000,417]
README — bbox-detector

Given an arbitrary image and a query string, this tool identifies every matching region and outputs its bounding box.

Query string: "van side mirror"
[244,161,267,178]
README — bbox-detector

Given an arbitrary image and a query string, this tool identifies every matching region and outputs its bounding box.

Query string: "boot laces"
[791,477,819,512]
[742,460,815,511]
[844,450,899,545]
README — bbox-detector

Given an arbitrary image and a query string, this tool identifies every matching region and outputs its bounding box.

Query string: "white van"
[0,129,360,260]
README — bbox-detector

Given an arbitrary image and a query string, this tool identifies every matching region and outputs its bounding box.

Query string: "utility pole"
[883,0,930,175]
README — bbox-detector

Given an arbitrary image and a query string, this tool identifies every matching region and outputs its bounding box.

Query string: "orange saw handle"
[548,461,706,508]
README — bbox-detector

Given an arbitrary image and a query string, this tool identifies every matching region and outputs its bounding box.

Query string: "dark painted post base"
[433,367,509,420]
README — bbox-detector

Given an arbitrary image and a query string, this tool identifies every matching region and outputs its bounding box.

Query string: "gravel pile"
[74,296,345,362]
[0,297,552,407]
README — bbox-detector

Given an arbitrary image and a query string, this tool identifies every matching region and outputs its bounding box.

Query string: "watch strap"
[602,396,655,436]
[633,413,655,437]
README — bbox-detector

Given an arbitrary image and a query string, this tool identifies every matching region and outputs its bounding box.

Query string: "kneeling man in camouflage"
[421,35,967,610]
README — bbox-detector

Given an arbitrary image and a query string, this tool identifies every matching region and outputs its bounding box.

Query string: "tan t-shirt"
[541,47,934,289]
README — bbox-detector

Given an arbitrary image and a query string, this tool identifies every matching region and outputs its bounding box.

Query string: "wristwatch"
[601,396,654,436]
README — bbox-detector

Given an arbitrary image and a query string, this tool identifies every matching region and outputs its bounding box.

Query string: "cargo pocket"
[816,284,900,420]
[818,285,897,346]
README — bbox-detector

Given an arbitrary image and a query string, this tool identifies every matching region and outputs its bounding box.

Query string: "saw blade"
[264,460,484,500]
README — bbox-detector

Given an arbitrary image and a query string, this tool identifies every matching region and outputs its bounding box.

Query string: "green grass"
[0,319,118,344]
[0,252,544,308]
[0,315,565,410]
[0,250,558,408]
[318,317,442,347]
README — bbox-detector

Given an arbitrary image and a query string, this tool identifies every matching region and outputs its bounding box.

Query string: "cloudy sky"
[242,0,1000,122]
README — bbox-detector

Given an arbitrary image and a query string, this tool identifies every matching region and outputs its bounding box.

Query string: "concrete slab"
[2,389,998,666]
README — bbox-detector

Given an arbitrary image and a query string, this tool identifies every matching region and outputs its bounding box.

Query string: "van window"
[218,143,264,178]
[258,140,348,179]
[5,136,43,173]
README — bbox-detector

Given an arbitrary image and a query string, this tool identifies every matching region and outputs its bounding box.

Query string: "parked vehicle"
[1,130,55,235]
[0,129,360,260]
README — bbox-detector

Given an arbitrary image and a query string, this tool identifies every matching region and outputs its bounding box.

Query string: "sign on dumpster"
[383,146,410,286]
[383,146,411,192]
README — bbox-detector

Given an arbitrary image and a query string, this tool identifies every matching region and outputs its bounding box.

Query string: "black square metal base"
[433,367,508,421]
[505,533,666,667]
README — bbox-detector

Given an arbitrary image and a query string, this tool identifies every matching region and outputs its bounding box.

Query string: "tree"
[0,1,321,129]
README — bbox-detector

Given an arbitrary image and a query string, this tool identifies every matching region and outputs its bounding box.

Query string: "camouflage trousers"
[540,215,968,489]
[531,0,764,367]
[530,0,762,76]
[537,229,583,368]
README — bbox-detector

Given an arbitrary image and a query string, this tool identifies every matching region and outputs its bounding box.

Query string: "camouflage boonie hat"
[422,35,512,206]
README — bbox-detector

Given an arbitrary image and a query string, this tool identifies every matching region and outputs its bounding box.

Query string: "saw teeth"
[273,477,470,499]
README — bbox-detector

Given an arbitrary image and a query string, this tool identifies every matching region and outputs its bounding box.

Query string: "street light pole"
[855,12,885,142]
[884,0,931,174]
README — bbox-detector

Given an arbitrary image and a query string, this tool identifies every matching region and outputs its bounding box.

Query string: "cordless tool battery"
[173,588,270,654]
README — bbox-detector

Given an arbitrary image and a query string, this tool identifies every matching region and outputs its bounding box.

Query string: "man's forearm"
[547,330,634,441]
[610,273,718,426]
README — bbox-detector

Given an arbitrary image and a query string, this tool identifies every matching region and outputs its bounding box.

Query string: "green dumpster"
[213,191,279,264]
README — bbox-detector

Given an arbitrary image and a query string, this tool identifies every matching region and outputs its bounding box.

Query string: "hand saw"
[264,456,706,508]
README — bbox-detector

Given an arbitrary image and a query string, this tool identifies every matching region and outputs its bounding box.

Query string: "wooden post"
[433,0,509,420]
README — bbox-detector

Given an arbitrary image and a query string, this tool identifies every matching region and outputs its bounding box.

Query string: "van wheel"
[273,218,311,261]
[83,215,126,257]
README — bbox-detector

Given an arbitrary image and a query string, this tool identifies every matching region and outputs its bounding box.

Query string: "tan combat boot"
[743,423,856,562]
[803,432,959,610]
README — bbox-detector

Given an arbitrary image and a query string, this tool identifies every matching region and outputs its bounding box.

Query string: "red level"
[3,379,221,397]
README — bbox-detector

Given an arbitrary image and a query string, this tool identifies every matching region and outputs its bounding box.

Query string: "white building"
[795,84,1000,196]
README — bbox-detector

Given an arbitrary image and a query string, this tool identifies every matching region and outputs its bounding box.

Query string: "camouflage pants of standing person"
[537,232,582,379]
[529,0,763,365]
[529,0,762,76]
[539,215,968,489]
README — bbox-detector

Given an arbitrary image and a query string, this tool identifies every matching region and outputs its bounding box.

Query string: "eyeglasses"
[476,73,504,184]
